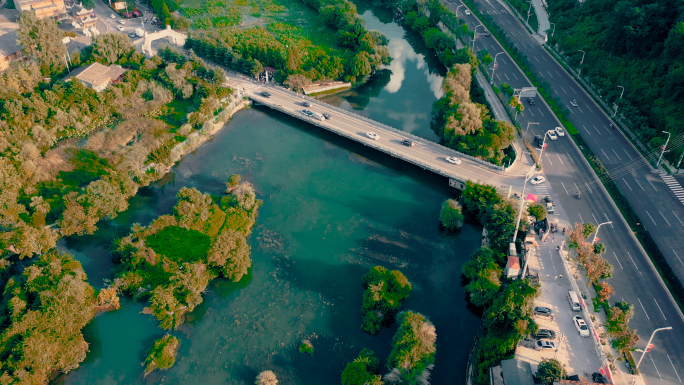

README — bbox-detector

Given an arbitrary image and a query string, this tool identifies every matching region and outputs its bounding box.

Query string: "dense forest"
[548,0,684,160]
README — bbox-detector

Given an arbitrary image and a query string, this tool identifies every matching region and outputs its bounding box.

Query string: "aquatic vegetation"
[361,266,411,334]
[385,311,437,385]
[299,340,314,356]
[341,348,384,385]
[144,334,180,375]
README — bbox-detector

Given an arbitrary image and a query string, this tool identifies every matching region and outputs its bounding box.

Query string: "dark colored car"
[323,113,332,120]
[534,135,543,146]
[301,101,311,107]
[535,329,557,340]
[260,91,271,98]
[527,98,535,105]
[401,139,414,147]
[534,306,554,317]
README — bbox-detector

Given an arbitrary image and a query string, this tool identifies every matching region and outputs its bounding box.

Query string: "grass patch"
[146,226,212,263]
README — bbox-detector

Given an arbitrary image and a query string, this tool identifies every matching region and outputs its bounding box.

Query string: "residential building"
[15,0,68,20]
[0,10,22,72]
[66,62,126,92]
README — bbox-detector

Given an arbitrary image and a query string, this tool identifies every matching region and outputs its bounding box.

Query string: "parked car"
[301,101,311,107]
[535,329,557,340]
[547,130,558,140]
[366,132,379,140]
[570,99,579,107]
[445,156,462,165]
[573,315,590,337]
[323,113,331,120]
[401,140,414,147]
[530,176,546,185]
[534,306,554,317]
[527,98,535,106]
[555,127,565,136]
[260,91,271,98]
[535,340,557,351]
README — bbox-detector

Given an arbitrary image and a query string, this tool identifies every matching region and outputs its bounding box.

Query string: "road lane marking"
[542,55,548,62]
[567,153,575,164]
[654,298,667,320]
[645,210,657,225]
[592,213,599,224]
[534,56,540,62]
[556,154,563,164]
[674,250,684,267]
[667,355,681,382]
[601,149,610,159]
[623,149,633,160]
[528,109,535,117]
[612,252,624,269]
[547,71,553,78]
[612,149,622,160]
[622,178,633,191]
[556,71,562,77]
[648,179,658,191]
[634,178,645,191]
[545,154,553,165]
[592,125,601,135]
[561,86,568,94]
[603,213,613,227]
[627,252,639,269]
[573,182,580,194]
[578,213,584,223]
[673,212,684,227]
[637,297,650,319]
[650,355,663,381]
[577,107,584,113]
[560,181,569,195]
[538,109,544,117]
[582,124,592,136]
[503,73,510,81]
[585,105,593,113]
[659,211,671,226]
[512,73,518,80]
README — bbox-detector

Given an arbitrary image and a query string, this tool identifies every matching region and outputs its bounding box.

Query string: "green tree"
[386,311,437,384]
[536,359,565,384]
[17,11,68,74]
[528,203,547,220]
[439,198,464,230]
[350,51,372,78]
[144,334,179,375]
[361,266,411,334]
[93,32,134,65]
[462,247,503,307]
[342,349,383,385]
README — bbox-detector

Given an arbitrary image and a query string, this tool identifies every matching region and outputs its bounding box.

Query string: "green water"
[61,5,481,384]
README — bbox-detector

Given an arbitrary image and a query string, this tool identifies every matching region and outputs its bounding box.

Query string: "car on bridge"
[530,176,546,185]
[366,132,379,140]
[323,113,331,120]
[301,101,311,107]
[573,315,590,337]
[554,127,565,137]
[260,91,271,98]
[302,109,314,117]
[401,140,414,147]
[445,156,462,165]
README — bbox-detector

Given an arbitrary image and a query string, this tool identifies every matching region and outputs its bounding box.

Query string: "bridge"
[223,73,532,190]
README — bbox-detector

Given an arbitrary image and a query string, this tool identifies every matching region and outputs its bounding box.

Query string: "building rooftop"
[0,18,20,58]
[67,62,126,87]
[500,359,534,385]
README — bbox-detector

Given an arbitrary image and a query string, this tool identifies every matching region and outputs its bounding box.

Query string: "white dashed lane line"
[623,149,633,160]
[667,355,682,383]
[647,178,658,191]
[577,107,584,113]
[627,252,639,269]
[603,213,613,227]
[512,73,518,80]
[612,149,622,160]
[637,298,650,319]
[547,71,553,78]
[601,149,610,159]
[612,252,624,269]
[634,178,645,191]
[592,125,601,135]
[659,210,671,226]
[561,86,568,94]
[622,178,633,191]
[645,210,658,225]
[567,153,575,164]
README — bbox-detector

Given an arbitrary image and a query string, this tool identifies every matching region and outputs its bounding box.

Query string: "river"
[60,4,481,384]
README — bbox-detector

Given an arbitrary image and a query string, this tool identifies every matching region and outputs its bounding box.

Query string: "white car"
[573,315,590,337]
[366,132,379,140]
[110,14,116,19]
[119,19,125,24]
[555,127,565,136]
[530,176,545,185]
[117,25,124,31]
[535,340,557,351]
[464,9,471,15]
[570,99,579,107]
[547,130,558,140]
[445,156,462,165]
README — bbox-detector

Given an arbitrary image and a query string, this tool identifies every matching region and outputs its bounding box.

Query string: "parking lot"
[516,228,602,379]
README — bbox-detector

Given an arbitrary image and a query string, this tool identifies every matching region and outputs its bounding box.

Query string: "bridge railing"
[224,69,507,174]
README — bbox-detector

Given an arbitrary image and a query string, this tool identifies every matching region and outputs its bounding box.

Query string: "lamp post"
[526,122,539,136]
[577,50,585,77]
[512,166,538,243]
[490,52,503,83]
[472,25,483,51]
[455,4,464,15]
[538,130,552,167]
[592,221,612,244]
[549,22,555,37]
[637,327,673,368]
[613,85,624,117]
[656,131,671,168]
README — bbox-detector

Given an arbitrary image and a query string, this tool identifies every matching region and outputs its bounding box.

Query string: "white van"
[567,291,581,311]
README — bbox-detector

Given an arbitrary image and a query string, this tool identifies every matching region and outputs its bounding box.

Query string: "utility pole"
[490,52,503,83]
[512,166,537,243]
[656,131,671,169]
[637,327,672,368]
[472,25,483,52]
[577,50,585,78]
[613,85,624,117]
[592,221,612,244]
[526,122,539,136]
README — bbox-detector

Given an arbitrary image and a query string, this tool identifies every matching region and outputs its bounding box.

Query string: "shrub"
[528,203,546,221]
[299,340,314,356]
[439,199,464,231]
[386,311,437,384]
[536,358,565,384]
[144,334,179,375]
[145,226,212,263]
[341,348,384,385]
[255,370,278,385]
[361,266,412,334]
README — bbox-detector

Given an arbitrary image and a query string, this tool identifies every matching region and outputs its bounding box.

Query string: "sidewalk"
[531,0,550,37]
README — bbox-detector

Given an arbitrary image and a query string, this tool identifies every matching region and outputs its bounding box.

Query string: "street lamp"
[538,130,553,167]
[472,25,483,51]
[455,4,464,15]
[637,327,673,368]
[613,85,625,117]
[490,52,503,83]
[512,166,538,243]
[549,22,556,37]
[656,131,671,168]
[525,122,539,136]
[577,50,585,77]
[592,221,612,244]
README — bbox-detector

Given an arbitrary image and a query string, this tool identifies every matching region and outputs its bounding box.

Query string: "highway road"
[445,0,684,383]
[224,74,532,189]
